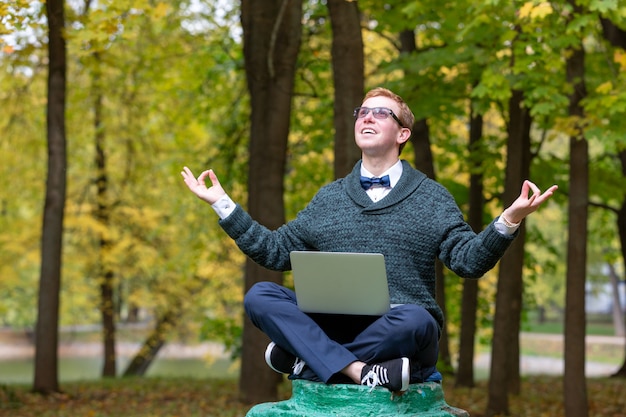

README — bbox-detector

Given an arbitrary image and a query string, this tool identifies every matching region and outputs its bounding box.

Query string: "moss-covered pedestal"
[246,379,469,417]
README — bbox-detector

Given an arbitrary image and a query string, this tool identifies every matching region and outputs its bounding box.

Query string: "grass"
[1,376,625,417]
[524,319,617,337]
[519,315,624,365]
[469,330,624,368]
[519,334,624,365]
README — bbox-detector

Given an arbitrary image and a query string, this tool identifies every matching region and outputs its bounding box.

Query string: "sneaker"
[360,357,410,393]
[264,342,306,375]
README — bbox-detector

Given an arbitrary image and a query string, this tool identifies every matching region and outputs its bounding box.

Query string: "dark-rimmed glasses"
[353,107,404,127]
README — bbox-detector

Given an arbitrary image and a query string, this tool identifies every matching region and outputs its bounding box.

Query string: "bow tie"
[360,175,391,190]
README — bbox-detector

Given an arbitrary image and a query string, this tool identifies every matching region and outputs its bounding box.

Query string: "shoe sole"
[264,342,283,374]
[399,357,410,392]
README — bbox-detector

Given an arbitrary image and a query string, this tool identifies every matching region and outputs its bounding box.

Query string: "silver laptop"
[289,251,390,316]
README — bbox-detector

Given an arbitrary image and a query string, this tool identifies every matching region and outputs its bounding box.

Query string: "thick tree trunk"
[563,19,589,416]
[410,117,453,373]
[34,0,67,394]
[613,150,626,377]
[327,0,364,178]
[503,89,533,396]
[486,88,531,415]
[456,111,484,388]
[400,29,453,373]
[600,15,626,381]
[239,0,302,404]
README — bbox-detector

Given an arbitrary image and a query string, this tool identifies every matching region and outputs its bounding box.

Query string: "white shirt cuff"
[495,214,520,235]
[211,194,236,219]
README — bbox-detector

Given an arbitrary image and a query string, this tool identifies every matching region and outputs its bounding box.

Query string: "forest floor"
[0,329,624,416]
[0,374,624,416]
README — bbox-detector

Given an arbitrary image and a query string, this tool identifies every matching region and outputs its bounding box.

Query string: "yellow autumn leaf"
[519,1,534,19]
[530,2,553,19]
[595,81,613,94]
[614,50,626,71]
[153,2,170,19]
[519,1,553,20]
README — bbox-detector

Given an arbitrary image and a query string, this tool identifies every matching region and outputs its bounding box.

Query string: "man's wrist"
[500,213,521,228]
[494,213,521,236]
[211,194,236,219]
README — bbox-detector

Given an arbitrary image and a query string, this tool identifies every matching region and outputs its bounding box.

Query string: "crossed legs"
[244,281,439,384]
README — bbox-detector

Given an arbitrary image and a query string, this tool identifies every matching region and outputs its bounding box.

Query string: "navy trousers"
[244,281,440,384]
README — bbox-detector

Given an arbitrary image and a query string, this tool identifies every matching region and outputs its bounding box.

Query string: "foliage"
[0,1,48,327]
[199,316,243,360]
[0,0,248,343]
[0,376,624,417]
[1,0,626,384]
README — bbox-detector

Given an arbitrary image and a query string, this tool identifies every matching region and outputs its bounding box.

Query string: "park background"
[1,0,626,416]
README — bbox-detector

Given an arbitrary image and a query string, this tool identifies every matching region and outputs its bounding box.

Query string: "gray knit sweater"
[219,160,516,329]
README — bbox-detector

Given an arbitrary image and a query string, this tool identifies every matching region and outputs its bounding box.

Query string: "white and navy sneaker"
[264,342,306,376]
[360,357,410,393]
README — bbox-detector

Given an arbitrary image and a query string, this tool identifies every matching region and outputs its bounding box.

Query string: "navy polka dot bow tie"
[360,175,391,190]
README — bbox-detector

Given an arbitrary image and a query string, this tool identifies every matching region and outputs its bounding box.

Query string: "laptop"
[289,251,390,316]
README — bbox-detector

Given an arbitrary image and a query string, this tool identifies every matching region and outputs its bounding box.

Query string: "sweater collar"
[345,160,427,210]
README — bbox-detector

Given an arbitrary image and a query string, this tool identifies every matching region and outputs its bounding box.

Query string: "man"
[181,87,557,394]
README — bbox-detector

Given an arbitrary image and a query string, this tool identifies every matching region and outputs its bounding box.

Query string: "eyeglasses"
[353,107,404,127]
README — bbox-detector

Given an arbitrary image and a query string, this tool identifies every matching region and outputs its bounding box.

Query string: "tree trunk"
[606,263,625,337]
[240,0,302,404]
[33,0,66,394]
[100,271,117,376]
[599,12,626,381]
[93,52,117,377]
[402,29,454,374]
[410,117,453,373]
[411,119,436,177]
[613,150,626,377]
[504,89,533,396]
[600,18,626,49]
[456,110,484,388]
[486,88,531,415]
[563,16,589,416]
[327,0,364,178]
[122,308,180,376]
[123,277,205,377]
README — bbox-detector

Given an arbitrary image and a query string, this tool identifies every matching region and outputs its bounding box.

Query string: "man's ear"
[398,127,411,145]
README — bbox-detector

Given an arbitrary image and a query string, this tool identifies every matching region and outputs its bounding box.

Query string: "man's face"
[354,96,408,157]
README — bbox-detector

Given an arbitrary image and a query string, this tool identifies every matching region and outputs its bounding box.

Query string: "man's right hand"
[181,166,226,204]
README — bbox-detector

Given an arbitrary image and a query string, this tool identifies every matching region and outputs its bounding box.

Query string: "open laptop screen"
[289,251,390,316]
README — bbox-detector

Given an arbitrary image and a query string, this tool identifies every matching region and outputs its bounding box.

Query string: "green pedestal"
[246,379,469,417]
